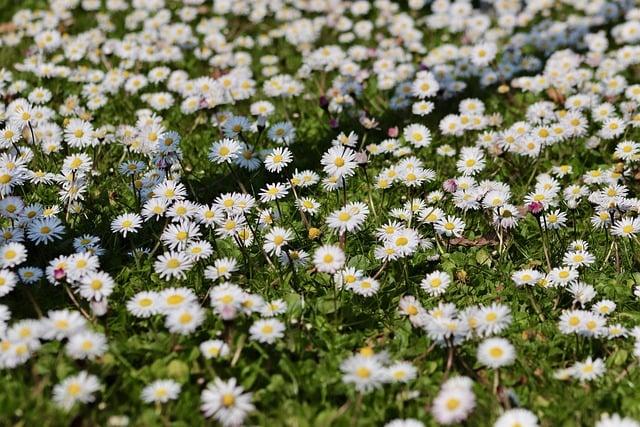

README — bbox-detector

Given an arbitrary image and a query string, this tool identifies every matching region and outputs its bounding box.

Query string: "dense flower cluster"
[0,0,640,425]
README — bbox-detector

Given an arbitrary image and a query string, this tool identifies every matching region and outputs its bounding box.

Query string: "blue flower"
[222,116,252,138]
[268,121,296,144]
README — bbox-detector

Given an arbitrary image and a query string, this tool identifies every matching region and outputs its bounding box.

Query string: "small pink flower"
[91,299,108,317]
[527,201,544,215]
[355,151,369,165]
[218,305,238,321]
[54,268,66,280]
[443,179,458,193]
[387,127,399,138]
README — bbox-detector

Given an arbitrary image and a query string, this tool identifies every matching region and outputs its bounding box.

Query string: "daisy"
[542,210,567,229]
[547,267,579,287]
[398,295,425,322]
[471,42,497,66]
[64,119,94,148]
[127,291,160,318]
[432,379,476,425]
[141,198,167,220]
[592,300,616,316]
[612,217,640,238]
[209,138,241,164]
[159,288,198,313]
[210,283,244,320]
[349,277,380,297]
[580,313,607,337]
[384,361,417,383]
[165,304,205,335]
[477,304,512,337]
[65,331,108,360]
[260,299,287,317]
[477,337,516,368]
[236,144,262,171]
[240,293,266,316]
[420,270,451,296]
[154,251,194,280]
[403,123,432,148]
[79,272,115,301]
[313,244,345,273]
[264,147,293,173]
[200,378,255,427]
[0,269,17,297]
[562,250,595,268]
[456,147,485,176]
[558,309,587,334]
[0,242,27,268]
[153,180,187,203]
[340,354,385,392]
[42,309,88,340]
[160,221,202,251]
[494,409,539,427]
[511,269,543,287]
[0,123,22,149]
[568,283,597,307]
[166,201,198,222]
[249,318,285,344]
[321,146,358,178]
[196,205,224,227]
[0,168,24,196]
[291,169,320,188]
[412,72,439,98]
[608,324,628,338]
[204,257,238,281]
[263,226,293,256]
[18,266,43,284]
[141,379,181,404]
[435,216,465,238]
[327,206,367,233]
[572,356,605,381]
[62,153,93,173]
[259,182,290,203]
[200,339,231,359]
[52,371,101,411]
[595,413,640,427]
[296,197,321,215]
[111,213,142,238]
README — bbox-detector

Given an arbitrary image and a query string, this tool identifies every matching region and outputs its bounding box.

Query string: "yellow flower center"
[355,367,371,378]
[167,294,184,305]
[67,383,81,396]
[446,398,460,410]
[338,212,351,221]
[489,347,503,358]
[222,394,235,407]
